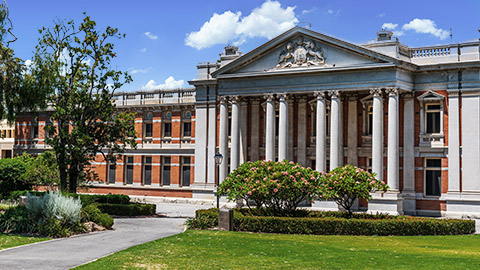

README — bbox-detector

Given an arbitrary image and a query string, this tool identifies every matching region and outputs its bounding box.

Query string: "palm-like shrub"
[325,165,388,214]
[218,160,328,214]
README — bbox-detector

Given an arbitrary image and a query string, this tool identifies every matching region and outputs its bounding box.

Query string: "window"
[162,122,172,138]
[367,105,373,136]
[275,109,279,137]
[145,123,153,138]
[32,117,39,139]
[108,164,116,184]
[162,157,171,186]
[425,104,441,134]
[366,157,372,173]
[8,130,12,138]
[425,159,441,196]
[182,122,191,137]
[143,156,152,185]
[181,157,191,187]
[125,156,134,185]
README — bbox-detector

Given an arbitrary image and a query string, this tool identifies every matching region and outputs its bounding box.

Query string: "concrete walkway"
[0,217,186,270]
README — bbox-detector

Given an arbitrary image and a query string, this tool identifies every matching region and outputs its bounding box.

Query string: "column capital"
[328,90,341,99]
[370,88,383,97]
[218,96,229,104]
[277,93,288,101]
[346,93,359,101]
[229,95,240,104]
[314,91,327,100]
[402,91,415,99]
[385,87,400,97]
[264,94,275,102]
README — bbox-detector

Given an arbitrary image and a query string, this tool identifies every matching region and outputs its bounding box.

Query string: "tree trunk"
[69,167,78,193]
[58,120,68,192]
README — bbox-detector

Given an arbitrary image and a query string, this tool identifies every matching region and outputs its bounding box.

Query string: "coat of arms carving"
[277,36,326,68]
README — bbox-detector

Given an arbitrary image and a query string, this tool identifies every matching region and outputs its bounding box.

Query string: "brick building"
[14,27,480,217]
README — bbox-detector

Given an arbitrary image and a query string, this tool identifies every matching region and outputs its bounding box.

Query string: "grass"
[0,233,49,250]
[76,230,480,270]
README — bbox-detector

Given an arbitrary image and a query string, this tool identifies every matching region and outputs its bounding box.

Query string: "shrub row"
[96,203,156,216]
[190,209,475,236]
[82,204,114,229]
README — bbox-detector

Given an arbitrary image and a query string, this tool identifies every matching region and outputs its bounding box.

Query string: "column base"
[445,191,480,218]
[402,191,416,216]
[311,200,340,211]
[368,191,404,215]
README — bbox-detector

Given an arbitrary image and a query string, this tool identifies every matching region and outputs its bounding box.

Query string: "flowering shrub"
[218,160,328,214]
[325,164,388,214]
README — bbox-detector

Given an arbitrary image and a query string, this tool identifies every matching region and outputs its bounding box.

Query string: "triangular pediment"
[417,90,445,101]
[212,27,402,78]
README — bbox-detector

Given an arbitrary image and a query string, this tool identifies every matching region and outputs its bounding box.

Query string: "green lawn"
[0,233,49,250]
[76,230,480,269]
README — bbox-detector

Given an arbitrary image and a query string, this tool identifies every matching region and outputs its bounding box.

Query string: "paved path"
[0,217,186,270]
[155,202,212,218]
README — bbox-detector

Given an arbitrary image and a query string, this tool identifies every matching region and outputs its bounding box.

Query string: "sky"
[5,0,480,92]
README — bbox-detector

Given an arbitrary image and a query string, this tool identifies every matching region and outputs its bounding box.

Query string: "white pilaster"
[219,97,229,183]
[370,88,384,181]
[347,95,358,166]
[329,91,340,169]
[250,100,260,161]
[386,88,399,191]
[315,92,327,172]
[278,94,288,161]
[265,94,275,161]
[287,99,295,161]
[206,104,217,184]
[448,92,461,193]
[194,105,207,185]
[403,93,415,215]
[297,97,307,166]
[230,96,240,172]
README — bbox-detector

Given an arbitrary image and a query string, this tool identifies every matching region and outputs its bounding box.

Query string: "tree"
[0,2,43,122]
[30,14,137,193]
[324,164,388,215]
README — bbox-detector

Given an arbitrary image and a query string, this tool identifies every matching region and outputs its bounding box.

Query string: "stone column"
[206,104,217,185]
[315,92,327,172]
[239,100,248,165]
[448,91,461,193]
[386,88,399,191]
[338,99,344,167]
[403,92,416,215]
[329,91,340,169]
[370,88,384,181]
[250,100,260,161]
[297,97,307,166]
[347,94,358,166]
[219,97,229,183]
[265,94,275,161]
[230,96,240,172]
[278,94,288,161]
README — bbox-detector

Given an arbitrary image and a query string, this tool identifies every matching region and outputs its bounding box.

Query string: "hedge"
[96,203,156,216]
[82,204,114,229]
[191,209,475,236]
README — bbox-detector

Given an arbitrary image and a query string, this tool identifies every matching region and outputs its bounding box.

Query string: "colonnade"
[218,88,401,191]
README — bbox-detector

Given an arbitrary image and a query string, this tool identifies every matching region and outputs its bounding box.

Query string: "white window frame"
[424,158,442,197]
[417,90,445,147]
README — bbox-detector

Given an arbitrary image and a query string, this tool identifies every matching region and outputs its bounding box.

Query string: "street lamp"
[214,152,223,209]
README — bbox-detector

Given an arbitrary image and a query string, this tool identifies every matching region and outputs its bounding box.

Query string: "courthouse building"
[15,27,480,217]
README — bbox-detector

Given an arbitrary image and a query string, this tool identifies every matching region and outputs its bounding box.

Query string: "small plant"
[324,165,388,215]
[27,191,82,225]
[218,160,328,213]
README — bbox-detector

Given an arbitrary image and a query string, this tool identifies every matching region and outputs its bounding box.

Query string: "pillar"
[315,92,326,172]
[287,99,295,161]
[278,94,288,161]
[230,96,240,172]
[448,91,461,193]
[297,97,307,166]
[329,91,340,169]
[250,100,260,161]
[403,92,416,215]
[239,100,248,165]
[265,94,275,161]
[370,88,384,181]
[347,94,358,166]
[386,88,399,191]
[219,97,229,183]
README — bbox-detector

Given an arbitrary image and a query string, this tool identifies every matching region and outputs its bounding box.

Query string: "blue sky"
[6,0,480,91]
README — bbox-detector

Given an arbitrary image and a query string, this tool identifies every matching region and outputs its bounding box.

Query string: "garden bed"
[188,208,475,236]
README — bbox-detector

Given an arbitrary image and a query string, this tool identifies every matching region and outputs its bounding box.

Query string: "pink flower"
[256,180,260,184]
[263,177,267,181]
[277,183,281,187]
[290,161,295,164]
[227,189,230,192]
[273,188,278,193]
[281,161,286,165]
[247,191,252,195]
[293,180,297,183]
[282,171,288,176]
[355,181,360,184]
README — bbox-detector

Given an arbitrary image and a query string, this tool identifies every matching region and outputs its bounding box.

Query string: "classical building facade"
[14,26,480,217]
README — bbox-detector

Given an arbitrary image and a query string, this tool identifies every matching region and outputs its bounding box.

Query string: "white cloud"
[131,68,150,74]
[301,7,316,15]
[402,18,449,39]
[327,9,333,14]
[185,0,298,50]
[144,32,158,40]
[141,76,185,90]
[139,48,147,53]
[377,13,386,18]
[382,23,398,30]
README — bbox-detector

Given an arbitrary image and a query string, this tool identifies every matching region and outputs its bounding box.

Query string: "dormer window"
[417,90,445,147]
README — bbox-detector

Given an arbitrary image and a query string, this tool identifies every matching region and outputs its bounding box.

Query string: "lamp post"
[214,152,223,209]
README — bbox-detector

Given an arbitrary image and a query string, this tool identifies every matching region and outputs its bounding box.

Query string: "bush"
[192,209,475,236]
[325,165,388,214]
[0,205,34,233]
[96,203,156,216]
[82,204,114,229]
[218,160,326,213]
[27,191,82,225]
[65,193,130,206]
[22,151,60,190]
[0,155,33,199]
